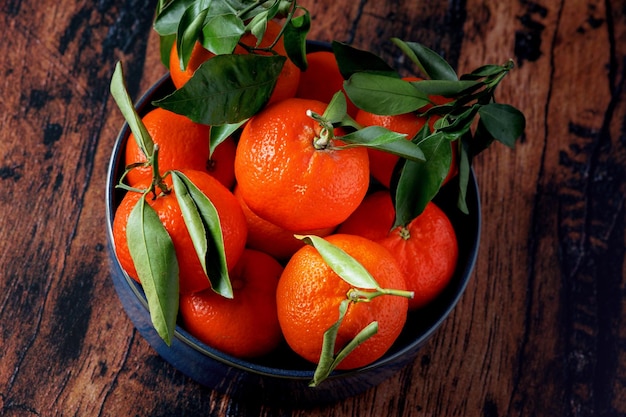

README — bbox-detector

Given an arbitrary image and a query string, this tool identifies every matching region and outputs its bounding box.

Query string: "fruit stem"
[306,109,335,149]
[148,144,170,198]
[347,287,414,303]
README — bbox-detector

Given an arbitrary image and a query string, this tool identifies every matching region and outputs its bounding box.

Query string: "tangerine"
[378,201,458,310]
[234,186,334,260]
[169,20,300,105]
[336,190,395,241]
[296,51,357,117]
[180,249,283,358]
[124,108,236,189]
[276,234,408,370]
[112,169,247,294]
[234,97,370,232]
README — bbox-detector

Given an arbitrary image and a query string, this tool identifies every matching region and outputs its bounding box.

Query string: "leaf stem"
[346,287,414,303]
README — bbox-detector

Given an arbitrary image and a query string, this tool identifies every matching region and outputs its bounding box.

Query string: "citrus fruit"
[124,107,209,186]
[296,51,357,117]
[233,186,334,260]
[378,201,458,310]
[169,20,300,105]
[234,97,370,232]
[336,190,395,241]
[205,135,237,190]
[180,249,283,358]
[112,169,247,294]
[276,234,408,370]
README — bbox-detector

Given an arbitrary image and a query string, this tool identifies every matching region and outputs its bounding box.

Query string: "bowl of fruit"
[105,1,524,408]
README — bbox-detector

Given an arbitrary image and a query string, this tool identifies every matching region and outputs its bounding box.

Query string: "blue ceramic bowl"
[105,47,481,407]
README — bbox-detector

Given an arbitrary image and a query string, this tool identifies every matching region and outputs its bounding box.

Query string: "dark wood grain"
[1,0,624,416]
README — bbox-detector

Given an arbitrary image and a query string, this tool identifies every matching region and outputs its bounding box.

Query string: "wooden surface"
[1,0,625,415]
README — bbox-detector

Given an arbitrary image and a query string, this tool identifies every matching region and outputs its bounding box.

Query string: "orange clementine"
[233,186,334,260]
[205,135,237,190]
[124,107,209,186]
[276,234,408,370]
[180,249,283,358]
[378,201,458,310]
[296,51,357,117]
[112,169,247,294]
[169,20,300,105]
[336,190,395,241]
[234,97,370,232]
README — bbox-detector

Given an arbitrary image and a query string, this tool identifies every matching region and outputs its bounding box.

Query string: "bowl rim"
[105,66,481,382]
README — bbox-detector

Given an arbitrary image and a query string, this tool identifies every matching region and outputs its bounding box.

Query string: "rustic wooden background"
[1,0,625,415]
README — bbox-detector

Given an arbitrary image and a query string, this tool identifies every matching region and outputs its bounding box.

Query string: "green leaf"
[394,131,452,226]
[245,12,268,46]
[296,235,379,289]
[126,195,179,346]
[172,171,232,298]
[391,38,458,81]
[209,120,246,156]
[332,41,398,79]
[408,79,480,98]
[201,13,245,55]
[153,54,285,125]
[456,138,471,214]
[283,7,311,71]
[159,34,176,68]
[344,73,430,115]
[339,126,425,162]
[477,103,525,147]
[154,0,204,35]
[110,62,154,159]
[322,91,348,124]
[176,5,209,70]
[310,300,379,387]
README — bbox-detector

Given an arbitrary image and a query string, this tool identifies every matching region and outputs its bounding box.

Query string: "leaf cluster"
[110,62,232,346]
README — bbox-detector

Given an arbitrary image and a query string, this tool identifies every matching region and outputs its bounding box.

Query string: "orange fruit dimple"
[276,234,408,370]
[169,20,300,105]
[378,201,458,310]
[234,98,370,232]
[234,186,334,260]
[180,249,283,358]
[112,169,247,294]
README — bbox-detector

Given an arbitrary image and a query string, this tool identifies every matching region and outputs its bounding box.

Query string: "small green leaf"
[322,91,348,124]
[201,13,245,55]
[456,138,471,214]
[477,103,525,147]
[176,6,208,70]
[209,120,246,156]
[110,62,154,159]
[159,34,176,68]
[310,300,379,387]
[126,195,179,346]
[154,0,203,35]
[339,126,425,162]
[408,79,480,98]
[283,8,311,71]
[245,12,268,46]
[153,54,285,125]
[332,41,398,79]
[172,171,232,298]
[344,73,430,115]
[391,38,458,81]
[296,235,379,290]
[394,132,452,226]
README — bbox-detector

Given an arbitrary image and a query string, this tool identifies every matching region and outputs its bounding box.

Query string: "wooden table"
[1,0,624,415]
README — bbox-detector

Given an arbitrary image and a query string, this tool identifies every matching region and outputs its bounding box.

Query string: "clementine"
[233,186,334,260]
[180,249,283,358]
[378,201,458,310]
[336,190,395,241]
[276,234,408,370]
[112,169,247,294]
[234,97,370,232]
